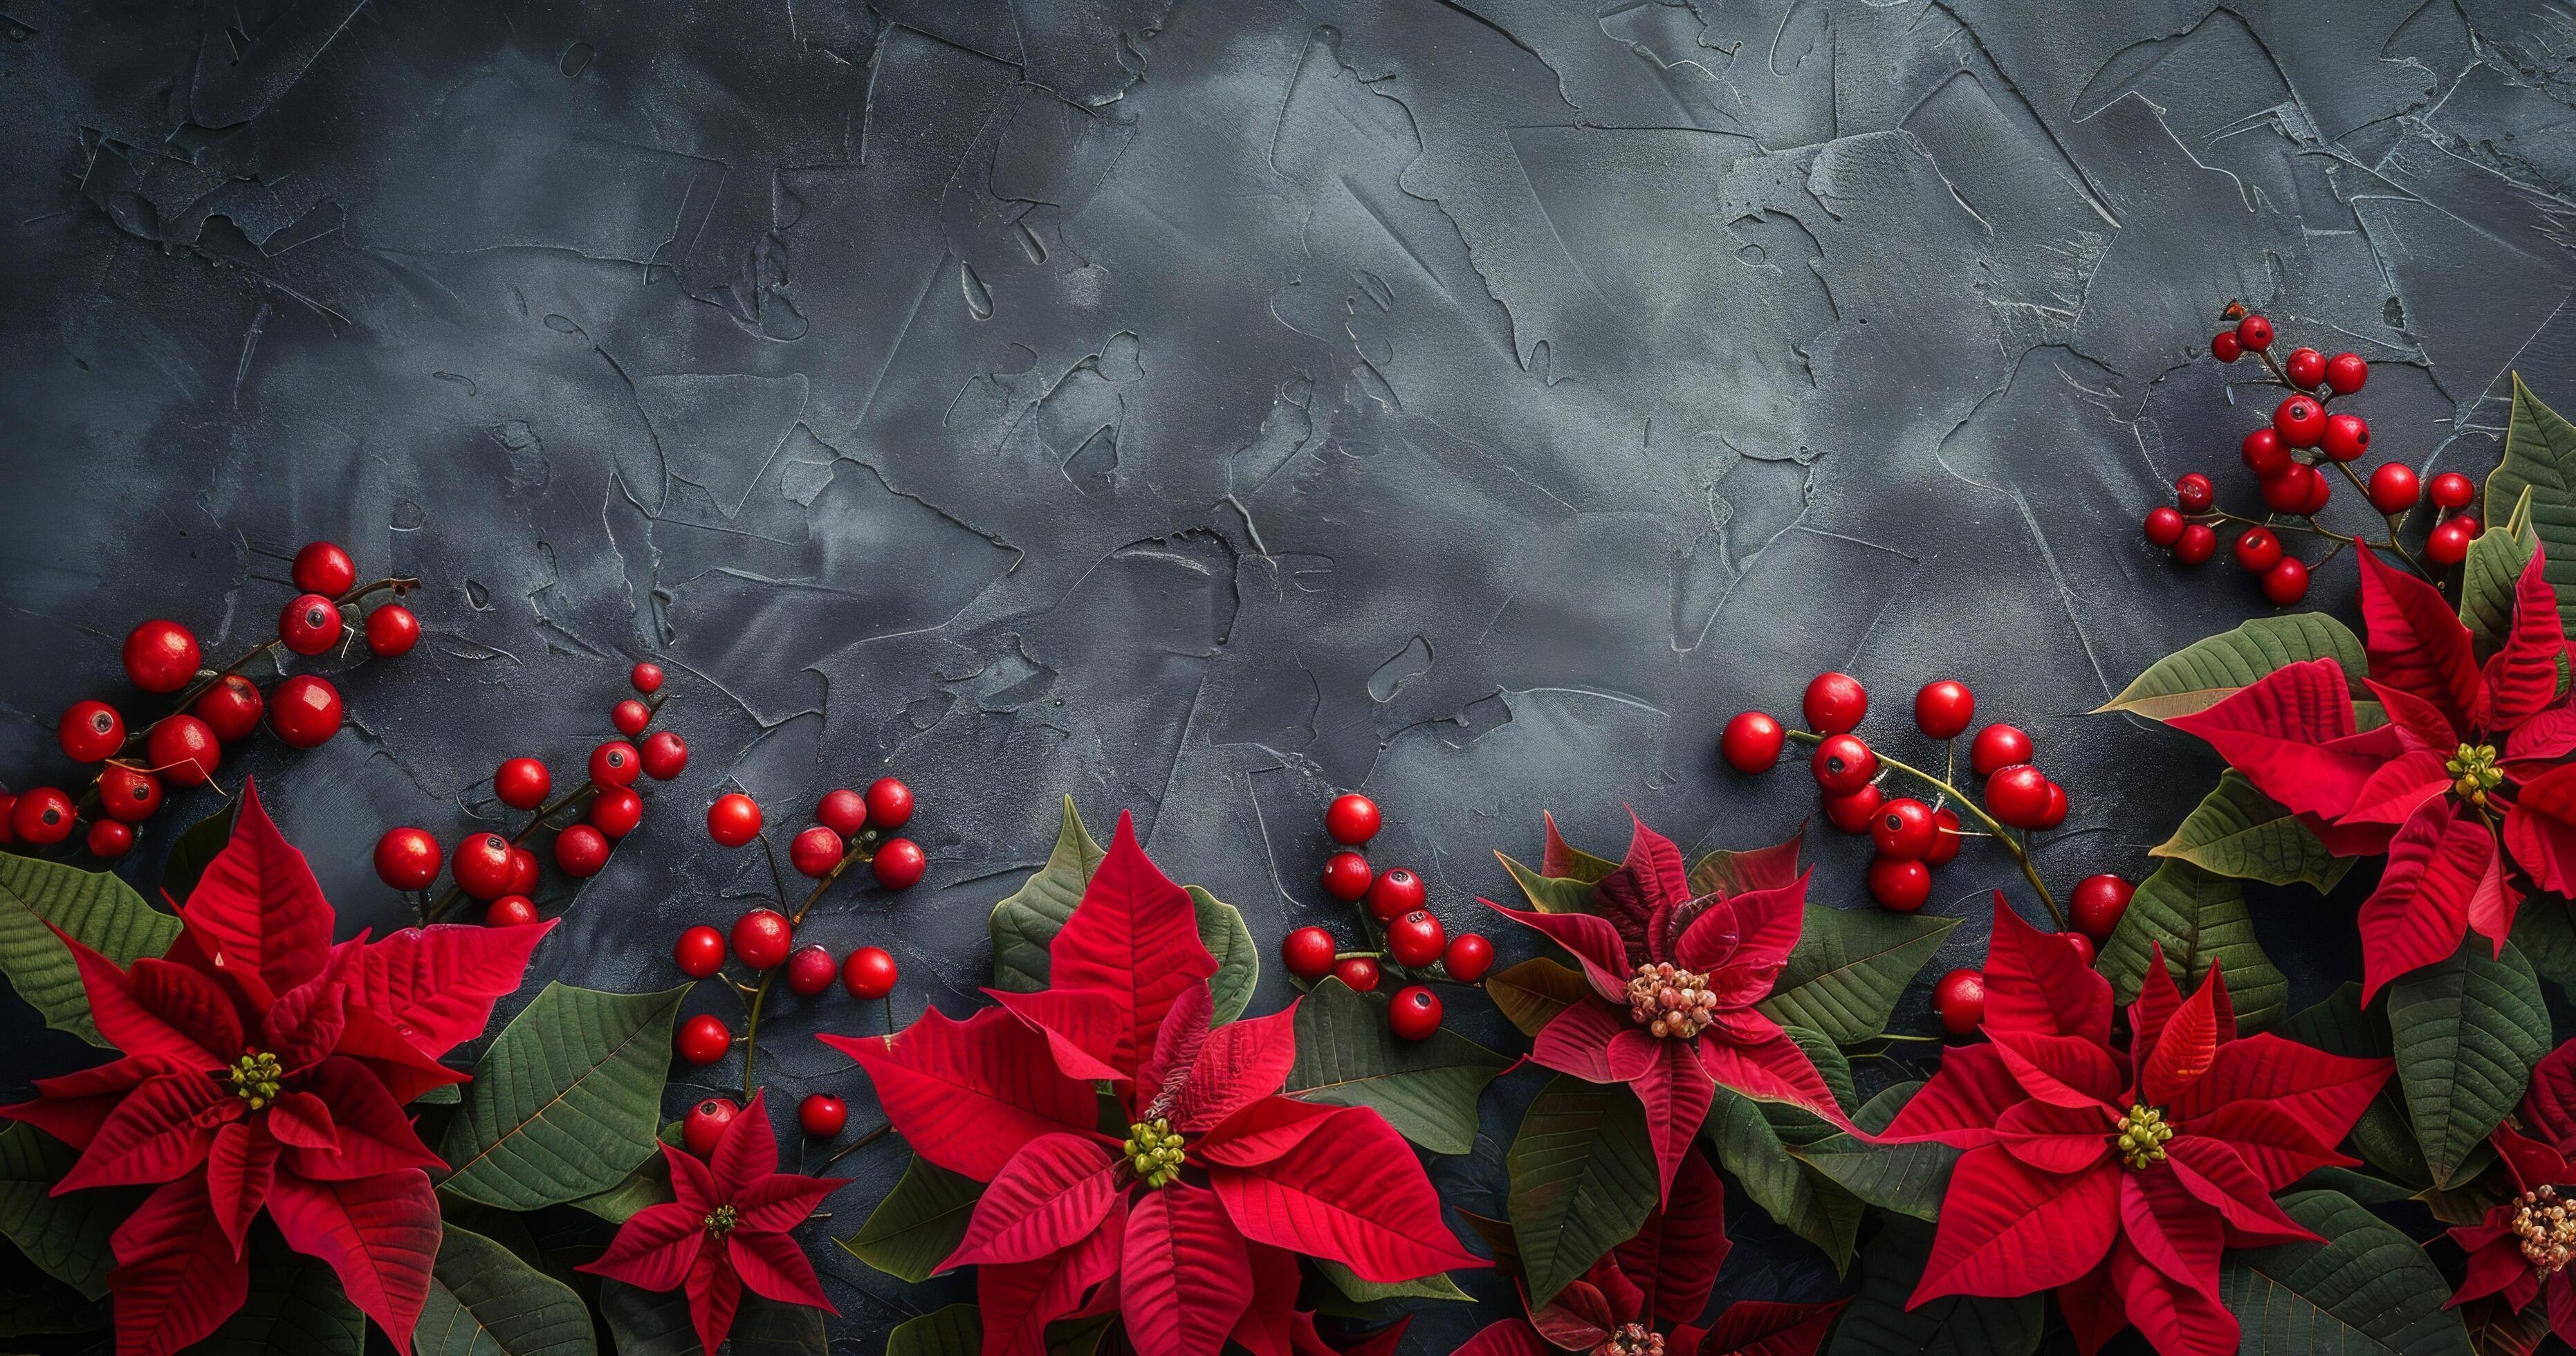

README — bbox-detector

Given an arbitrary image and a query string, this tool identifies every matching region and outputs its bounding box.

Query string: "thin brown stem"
[818,1121,893,1172]
[1787,729,2066,928]
[423,686,667,923]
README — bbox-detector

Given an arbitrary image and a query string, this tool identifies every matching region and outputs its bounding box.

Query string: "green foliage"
[2486,374,2576,635]
[0,852,181,1045]
[1825,1218,2042,1356]
[1704,1031,1866,1271]
[1316,1260,1473,1303]
[416,1224,597,1356]
[1287,977,1507,1154]
[600,1281,827,1356]
[160,800,237,905]
[1487,958,1586,1038]
[837,1154,982,1284]
[2460,490,2538,652]
[1756,906,1959,1046]
[987,798,1256,1018]
[2219,1189,2474,1355]
[2151,772,2350,892]
[0,1124,127,1299]
[436,983,688,1211]
[2093,861,2287,1031]
[885,1306,982,1356]
[2387,937,2550,1189]
[192,1231,363,1356]
[1496,853,1594,915]
[1507,1075,1657,1308]
[2096,615,2364,722]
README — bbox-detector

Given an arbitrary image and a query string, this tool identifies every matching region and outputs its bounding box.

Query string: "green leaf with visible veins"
[1756,906,1959,1046]
[884,1305,982,1356]
[1487,958,1588,1038]
[1825,1217,2041,1356]
[190,1232,362,1356]
[1316,1260,1473,1303]
[436,982,688,1210]
[0,1124,131,1299]
[2218,1188,2474,1355]
[2388,937,2550,1189]
[836,1154,982,1284]
[2151,771,2350,892]
[1508,1075,1658,1308]
[416,1224,596,1356]
[1496,852,1595,915]
[2487,373,2576,637]
[2094,861,2288,1030]
[2095,615,2364,722]
[2460,495,2538,653]
[1287,977,1506,1154]
[0,853,181,1045]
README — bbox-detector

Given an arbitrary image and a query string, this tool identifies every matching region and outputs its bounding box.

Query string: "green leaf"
[1825,1218,2042,1356]
[1497,853,1595,915]
[190,1231,364,1356]
[1705,1088,1864,1272]
[1487,958,1588,1038]
[1756,906,1960,1046]
[1316,1259,1473,1303]
[2280,986,2434,1189]
[0,1124,130,1299]
[2509,899,2576,985]
[2487,373,2576,636]
[414,1223,595,1356]
[0,1240,104,1338]
[836,1154,982,1284]
[161,801,237,906]
[885,1306,982,1356]
[436,982,688,1210]
[2460,500,2539,652]
[2095,614,2364,722]
[1186,886,1257,1025]
[1507,1074,1658,1308]
[600,1282,826,1356]
[990,796,1106,993]
[0,852,183,1045]
[2151,772,2351,892]
[2094,861,2288,1031]
[2292,1166,2415,1205]
[2219,1188,2474,1356]
[1788,1081,1953,1222]
[1287,978,1507,1155]
[2388,937,2550,1189]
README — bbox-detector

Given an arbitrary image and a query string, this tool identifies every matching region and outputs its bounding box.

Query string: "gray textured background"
[6,0,2576,1348]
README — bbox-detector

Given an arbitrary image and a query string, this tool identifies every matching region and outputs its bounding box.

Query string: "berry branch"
[1276,794,1494,1042]
[1781,728,2065,929]
[419,684,673,925]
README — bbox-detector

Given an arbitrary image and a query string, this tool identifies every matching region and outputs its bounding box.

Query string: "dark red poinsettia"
[826,812,1482,1356]
[2448,1039,2576,1340]
[1882,896,2391,1356]
[2171,545,2576,1000]
[1487,816,1851,1196]
[0,780,549,1356]
[578,1090,845,1356]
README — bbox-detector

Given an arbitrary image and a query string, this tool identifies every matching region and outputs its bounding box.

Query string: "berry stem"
[817,1120,894,1172]
[424,686,668,923]
[1784,729,2066,928]
[736,833,884,1103]
[740,982,769,1105]
[2220,306,2431,578]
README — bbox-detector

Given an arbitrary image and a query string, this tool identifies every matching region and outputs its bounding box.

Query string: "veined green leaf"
[2151,771,2350,892]
[2095,615,2364,722]
[1825,1218,2041,1356]
[0,1124,127,1298]
[2389,937,2549,1188]
[600,1282,826,1356]
[1756,906,1959,1046]
[836,1154,982,1284]
[1316,1260,1473,1302]
[416,1224,596,1356]
[192,1232,362,1356]
[436,983,688,1210]
[1496,852,1594,915]
[2094,861,2287,1030]
[885,1305,981,1356]
[1487,958,1588,1038]
[2460,495,2539,653]
[1287,978,1506,1154]
[1508,1075,1657,1307]
[987,798,1254,1013]
[0,853,181,1045]
[2219,1189,2473,1355]
[2487,374,2576,637]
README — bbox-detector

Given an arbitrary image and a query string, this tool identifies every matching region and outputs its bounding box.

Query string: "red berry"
[292,542,358,597]
[1388,986,1443,1041]
[508,846,540,896]
[2070,874,2134,944]
[1811,733,1876,794]
[10,789,74,845]
[2431,472,2476,511]
[786,944,838,996]
[1367,867,1426,922]
[791,825,845,878]
[2142,506,2185,548]
[1868,856,1931,911]
[683,1097,737,1155]
[2211,331,2242,363]
[2232,527,2282,574]
[589,787,643,839]
[1325,793,1381,845]
[873,837,926,890]
[2283,347,2325,388]
[1870,798,1938,859]
[453,833,515,899]
[2302,469,2333,519]
[2325,352,2367,394]
[1932,968,1985,1037]
[1985,764,2052,829]
[2240,428,2288,478]
[676,1014,731,1065]
[2034,780,2069,830]
[1387,910,1446,968]
[2367,464,2419,515]
[374,827,442,890]
[58,701,125,762]
[1321,851,1373,902]
[1969,724,2032,777]
[554,824,610,877]
[364,604,420,658]
[277,594,342,656]
[495,758,551,811]
[1802,672,1868,735]
[1926,808,1963,866]
[2261,558,2310,606]
[1333,955,1381,992]
[268,675,342,749]
[674,925,726,978]
[1914,681,1976,741]
[2258,464,2312,513]
[97,764,163,823]
[1444,933,1494,982]
[86,819,134,859]
[631,661,665,694]
[2427,517,2476,567]
[865,777,915,830]
[1823,784,1884,834]
[2235,314,2273,350]
[2063,932,2096,966]
[1283,926,1337,980]
[486,896,540,927]
[2274,394,2325,448]
[638,731,688,781]
[2174,473,2214,513]
[843,945,899,999]
[799,1093,848,1138]
[1720,711,1786,773]
[732,910,793,970]
[2173,523,2218,565]
[708,794,762,847]
[193,675,264,741]
[123,620,201,694]
[816,789,868,838]
[611,699,650,737]
[589,740,639,788]
[0,793,15,845]
[2319,412,2370,462]
[148,715,221,785]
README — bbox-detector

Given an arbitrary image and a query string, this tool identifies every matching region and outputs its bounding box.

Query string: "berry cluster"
[373,661,689,926]
[8,540,417,861]
[1278,793,1491,1041]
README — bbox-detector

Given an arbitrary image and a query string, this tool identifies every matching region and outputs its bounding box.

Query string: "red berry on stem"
[1871,798,1938,859]
[2173,523,2218,565]
[2174,473,2214,513]
[1811,733,1876,794]
[86,819,134,859]
[2431,472,2476,511]
[1802,672,1868,735]
[589,740,639,788]
[508,846,540,896]
[611,699,650,737]
[10,789,73,846]
[58,701,124,762]
[2143,506,2185,548]
[554,824,610,877]
[631,661,665,694]
[149,715,221,785]
[2259,464,2312,513]
[1985,764,2052,829]
[638,731,688,781]
[732,910,792,970]
[123,621,201,693]
[2233,527,2282,574]
[2319,412,2370,462]
[374,827,442,890]
[2034,780,2069,830]
[194,675,263,741]
[684,1098,738,1155]
[454,834,515,899]
[1388,986,1443,1041]
[708,794,762,847]
[1282,926,1336,980]
[589,787,643,839]
[2261,558,2310,606]
[495,758,551,810]
[674,926,726,978]
[1387,910,1446,968]
[1445,933,1493,982]
[1321,851,1372,901]
[676,1015,730,1066]
[1367,867,1426,922]
[2283,347,2325,388]
[364,604,420,658]
[98,764,162,822]
[2240,428,2288,478]
[2368,464,2419,515]
[2070,874,2134,943]
[1721,711,1786,772]
[865,777,914,830]
[2211,331,2241,363]
[293,541,358,597]
[486,896,539,927]
[2299,462,2332,515]
[1933,969,1985,1036]
[2325,352,2368,394]
[2235,314,2273,350]
[816,789,868,838]
[873,837,926,890]
[1969,724,2032,777]
[2274,394,2324,448]
[277,594,342,656]
[1325,793,1381,845]
[791,825,845,878]
[1926,808,1963,866]
[1915,681,1975,740]
[800,1094,848,1138]
[1823,784,1884,834]
[1333,955,1381,992]
[843,946,899,999]
[2427,517,2476,567]
[1868,856,1931,911]
[786,944,838,996]
[2063,932,2096,966]
[268,675,341,749]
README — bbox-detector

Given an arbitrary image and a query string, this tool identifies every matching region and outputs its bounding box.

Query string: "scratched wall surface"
[5,0,2576,1347]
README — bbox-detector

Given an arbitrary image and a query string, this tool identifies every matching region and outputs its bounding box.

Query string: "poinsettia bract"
[2449,1038,2576,1340]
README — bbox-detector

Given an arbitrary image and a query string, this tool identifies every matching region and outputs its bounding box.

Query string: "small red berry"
[611,699,650,737]
[1811,733,1876,794]
[2210,331,2241,363]
[676,1015,731,1066]
[708,794,762,847]
[2232,527,2282,574]
[1720,711,1786,773]
[374,827,442,890]
[1932,968,1985,1036]
[785,944,838,996]
[2173,522,2218,565]
[123,620,201,694]
[2427,517,2476,567]
[193,675,264,741]
[2301,471,2331,521]
[2240,428,2288,478]
[732,910,793,970]
[816,789,868,838]
[2274,394,2324,448]
[1321,851,1373,902]
[683,1097,738,1155]
[674,925,726,978]
[1444,933,1493,982]
[2070,874,2134,944]
[148,715,221,785]
[2257,464,2312,513]
[2174,473,2214,513]
[1333,955,1381,992]
[553,824,610,877]
[277,594,342,656]
[495,758,552,811]
[865,777,915,830]
[1914,681,1976,741]
[630,661,665,694]
[799,1093,848,1139]
[1926,808,1962,866]
[2367,464,2419,515]
[10,789,74,846]
[1868,856,1931,911]
[2063,932,2096,966]
[638,731,688,781]
[58,701,125,763]
[2034,780,2070,830]
[2325,352,2368,394]
[1870,798,1938,859]
[2319,412,2370,462]
[1985,764,2052,829]
[1283,926,1337,980]
[1823,784,1884,834]
[2283,347,2325,389]
[292,542,357,597]
[844,945,899,999]
[97,764,163,822]
[589,787,643,839]
[2261,558,2310,606]
[791,825,845,877]
[1802,672,1868,735]
[508,846,540,896]
[268,675,342,749]
[589,741,639,789]
[86,819,134,859]
[1367,867,1426,922]
[2142,506,2185,548]
[1388,985,1443,1041]
[2235,313,2273,350]
[364,604,420,658]
[2430,473,2476,511]
[454,833,516,900]
[1325,793,1381,845]
[486,896,540,927]
[873,837,926,889]
[1387,910,1446,968]
[1969,724,2032,777]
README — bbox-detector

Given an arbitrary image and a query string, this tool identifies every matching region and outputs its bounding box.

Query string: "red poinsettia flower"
[2171,545,2576,999]
[0,780,550,1356]
[578,1090,845,1356]
[1454,1150,1843,1356]
[1882,896,2393,1356]
[1486,816,1852,1196]
[2448,1039,2576,1339]
[827,812,1482,1356]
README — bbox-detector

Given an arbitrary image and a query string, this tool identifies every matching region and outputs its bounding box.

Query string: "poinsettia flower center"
[226,1050,284,1110]
[1123,1117,1185,1189]
[2513,1184,2576,1276]
[1594,1322,1662,1356]
[702,1204,740,1239]
[1624,961,1718,1039]
[2113,1103,2172,1170]
[2448,742,2505,807]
